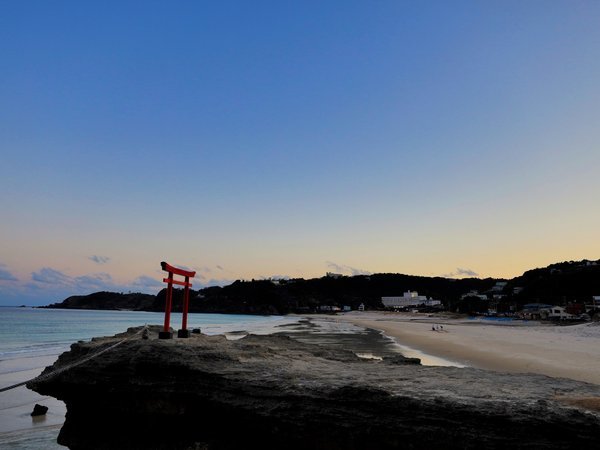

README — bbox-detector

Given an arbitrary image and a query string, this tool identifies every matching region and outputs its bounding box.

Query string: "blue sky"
[1,1,600,305]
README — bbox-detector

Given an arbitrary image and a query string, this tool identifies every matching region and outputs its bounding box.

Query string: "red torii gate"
[159,261,196,339]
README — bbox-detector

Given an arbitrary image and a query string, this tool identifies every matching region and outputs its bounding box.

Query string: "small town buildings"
[318,305,341,312]
[522,304,580,320]
[565,303,585,316]
[490,282,508,293]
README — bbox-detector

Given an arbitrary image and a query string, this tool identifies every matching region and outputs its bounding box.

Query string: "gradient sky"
[1,1,600,305]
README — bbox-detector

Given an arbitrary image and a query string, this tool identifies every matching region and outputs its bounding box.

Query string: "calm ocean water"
[0,307,300,449]
[0,307,300,361]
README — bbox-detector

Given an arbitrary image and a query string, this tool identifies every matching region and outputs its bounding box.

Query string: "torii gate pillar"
[159,261,196,339]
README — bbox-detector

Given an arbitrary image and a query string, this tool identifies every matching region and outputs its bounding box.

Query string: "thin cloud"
[270,275,290,280]
[441,268,480,278]
[326,261,372,276]
[0,264,18,282]
[31,268,120,291]
[31,268,73,286]
[30,267,165,295]
[7,268,175,305]
[196,278,235,288]
[15,265,233,305]
[457,268,479,277]
[74,273,117,291]
[191,271,234,288]
[129,275,164,293]
[194,265,231,281]
[89,255,110,264]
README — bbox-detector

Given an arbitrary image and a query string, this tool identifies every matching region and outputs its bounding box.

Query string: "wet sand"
[0,356,66,432]
[338,312,600,385]
[0,355,65,446]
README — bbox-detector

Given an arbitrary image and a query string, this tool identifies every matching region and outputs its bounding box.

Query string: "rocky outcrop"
[30,403,48,416]
[29,327,600,449]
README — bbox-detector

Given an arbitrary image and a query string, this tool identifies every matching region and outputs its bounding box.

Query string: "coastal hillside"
[42,259,600,315]
[43,291,156,311]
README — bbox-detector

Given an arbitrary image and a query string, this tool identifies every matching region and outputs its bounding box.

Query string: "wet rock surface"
[28,326,600,449]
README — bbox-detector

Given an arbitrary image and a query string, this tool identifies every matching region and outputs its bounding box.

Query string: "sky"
[1,1,600,305]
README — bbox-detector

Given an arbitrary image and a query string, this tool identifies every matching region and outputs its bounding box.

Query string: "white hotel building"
[382,291,441,309]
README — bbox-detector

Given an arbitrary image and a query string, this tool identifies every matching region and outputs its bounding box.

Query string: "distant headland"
[41,259,600,318]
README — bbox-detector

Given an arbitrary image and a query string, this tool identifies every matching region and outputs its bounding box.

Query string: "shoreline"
[4,310,599,447]
[337,311,600,385]
[0,313,400,445]
[0,354,66,445]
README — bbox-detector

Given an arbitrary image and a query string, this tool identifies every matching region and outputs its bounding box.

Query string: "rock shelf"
[28,326,600,449]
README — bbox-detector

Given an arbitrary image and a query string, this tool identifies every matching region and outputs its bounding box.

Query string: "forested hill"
[189,274,498,314]
[42,259,600,315]
[42,291,156,311]
[509,260,600,304]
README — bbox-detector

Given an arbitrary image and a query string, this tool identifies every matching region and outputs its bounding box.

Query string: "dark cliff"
[43,291,156,311]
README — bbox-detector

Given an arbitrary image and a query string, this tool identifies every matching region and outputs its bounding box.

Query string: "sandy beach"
[338,312,600,385]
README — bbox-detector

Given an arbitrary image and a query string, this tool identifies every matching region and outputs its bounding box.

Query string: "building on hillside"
[520,303,553,320]
[382,291,441,309]
[542,306,575,321]
[584,296,600,313]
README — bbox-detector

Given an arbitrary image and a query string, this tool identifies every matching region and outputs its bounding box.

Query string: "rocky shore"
[28,326,600,449]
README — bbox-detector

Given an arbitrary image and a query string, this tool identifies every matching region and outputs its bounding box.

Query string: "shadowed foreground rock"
[28,326,600,449]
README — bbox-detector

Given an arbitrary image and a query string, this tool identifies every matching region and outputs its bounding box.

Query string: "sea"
[0,307,302,449]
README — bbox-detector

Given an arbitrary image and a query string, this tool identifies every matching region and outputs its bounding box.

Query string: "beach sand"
[338,311,600,385]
